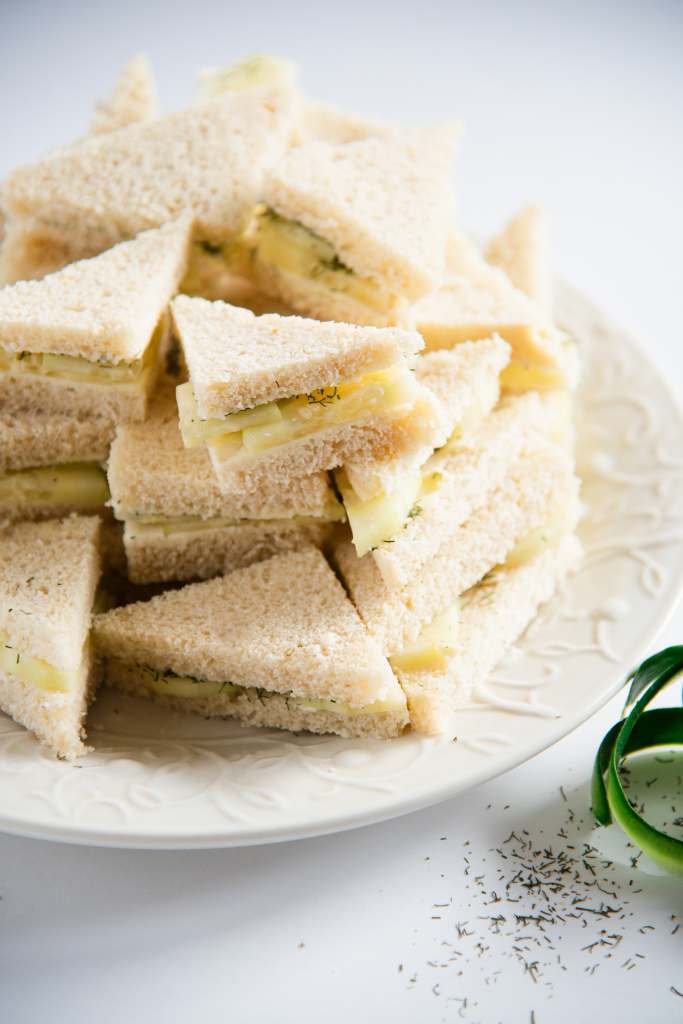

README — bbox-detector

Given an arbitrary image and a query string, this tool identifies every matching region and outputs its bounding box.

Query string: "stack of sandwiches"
[0,53,582,759]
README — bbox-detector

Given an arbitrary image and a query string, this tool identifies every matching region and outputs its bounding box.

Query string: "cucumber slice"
[254,208,393,314]
[139,665,400,716]
[0,641,75,693]
[336,467,422,557]
[0,463,109,511]
[176,382,282,448]
[391,603,460,673]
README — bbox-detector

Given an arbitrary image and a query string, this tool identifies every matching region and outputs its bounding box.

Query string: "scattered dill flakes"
[400,783,682,1012]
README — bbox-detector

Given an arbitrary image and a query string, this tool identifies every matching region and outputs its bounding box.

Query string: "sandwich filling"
[0,312,168,394]
[389,603,460,674]
[0,462,109,512]
[250,206,401,317]
[497,498,580,571]
[181,238,255,297]
[418,320,576,392]
[338,391,494,555]
[177,365,422,466]
[0,638,89,693]
[112,661,406,717]
[500,353,574,393]
[123,511,342,541]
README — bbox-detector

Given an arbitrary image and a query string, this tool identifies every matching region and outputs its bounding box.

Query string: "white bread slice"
[262,125,460,302]
[344,337,510,501]
[93,547,407,716]
[0,409,113,521]
[90,54,158,135]
[0,410,114,473]
[399,533,582,735]
[0,216,79,285]
[411,232,578,390]
[486,205,551,311]
[123,518,334,585]
[333,445,577,656]
[0,87,294,280]
[172,295,422,417]
[0,516,102,758]
[250,259,411,327]
[540,389,575,453]
[294,100,394,145]
[0,369,155,423]
[0,218,190,363]
[108,390,342,521]
[369,392,548,589]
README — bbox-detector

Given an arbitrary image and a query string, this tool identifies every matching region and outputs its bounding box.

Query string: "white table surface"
[1,2,682,1021]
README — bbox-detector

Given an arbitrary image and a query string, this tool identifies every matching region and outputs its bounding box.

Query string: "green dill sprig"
[307,386,341,408]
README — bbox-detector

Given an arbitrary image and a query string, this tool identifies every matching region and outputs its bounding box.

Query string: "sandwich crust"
[0,410,114,473]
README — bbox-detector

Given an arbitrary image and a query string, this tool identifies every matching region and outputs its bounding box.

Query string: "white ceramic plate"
[0,284,682,849]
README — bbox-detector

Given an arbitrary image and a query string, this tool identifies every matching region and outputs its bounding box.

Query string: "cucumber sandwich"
[0,219,192,422]
[411,231,579,393]
[337,337,511,557]
[246,124,460,326]
[93,547,409,740]
[0,517,103,758]
[172,296,442,494]
[333,443,581,735]
[333,442,580,659]
[108,389,344,584]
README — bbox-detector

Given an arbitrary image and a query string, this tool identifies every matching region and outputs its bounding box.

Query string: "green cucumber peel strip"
[591,646,683,875]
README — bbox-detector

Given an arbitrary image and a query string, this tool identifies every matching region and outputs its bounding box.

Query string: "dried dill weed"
[398,766,682,1019]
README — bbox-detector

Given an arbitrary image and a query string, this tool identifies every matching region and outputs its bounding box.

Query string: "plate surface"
[1,284,682,849]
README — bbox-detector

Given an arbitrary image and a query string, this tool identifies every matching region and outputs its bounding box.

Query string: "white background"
[1,1,683,1021]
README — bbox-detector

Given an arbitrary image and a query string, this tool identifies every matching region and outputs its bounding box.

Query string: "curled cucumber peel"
[591,646,683,875]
